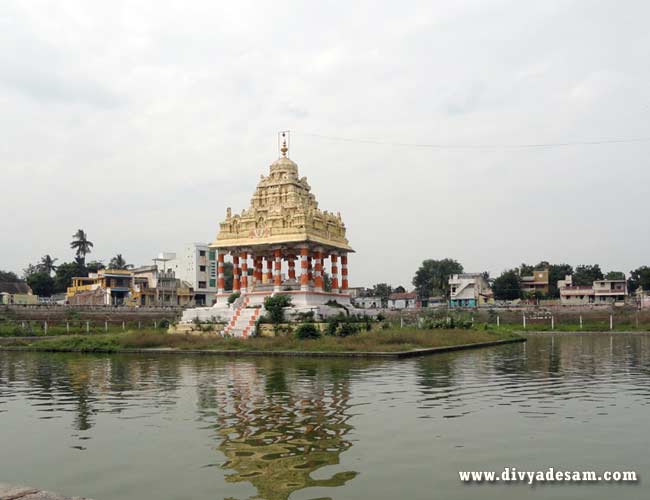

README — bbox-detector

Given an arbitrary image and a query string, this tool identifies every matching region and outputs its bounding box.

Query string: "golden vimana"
[212,147,353,252]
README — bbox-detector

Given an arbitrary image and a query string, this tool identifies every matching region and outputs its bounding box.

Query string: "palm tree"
[70,229,94,265]
[39,255,58,276]
[108,254,131,270]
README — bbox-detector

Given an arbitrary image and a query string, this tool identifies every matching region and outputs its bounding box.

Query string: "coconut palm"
[108,254,131,270]
[70,229,94,265]
[39,255,58,276]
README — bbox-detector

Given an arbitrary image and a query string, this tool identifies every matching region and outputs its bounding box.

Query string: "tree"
[86,261,105,273]
[394,285,406,293]
[412,258,463,299]
[22,264,40,280]
[573,264,604,286]
[322,272,332,292]
[108,254,131,270]
[70,229,94,265]
[0,270,19,282]
[26,272,56,297]
[605,271,625,280]
[493,269,522,301]
[39,255,58,276]
[372,283,392,307]
[54,261,86,293]
[628,266,650,294]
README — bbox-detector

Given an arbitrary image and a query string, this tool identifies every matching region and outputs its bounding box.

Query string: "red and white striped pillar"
[314,249,323,292]
[217,252,225,294]
[288,254,296,280]
[273,248,282,292]
[330,253,339,293]
[240,251,248,293]
[232,254,240,292]
[300,247,309,291]
[265,257,273,284]
[341,253,349,291]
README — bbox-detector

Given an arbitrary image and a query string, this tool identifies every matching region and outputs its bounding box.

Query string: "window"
[209,279,216,288]
[199,250,206,257]
[208,250,215,260]
[199,265,206,272]
[198,281,207,289]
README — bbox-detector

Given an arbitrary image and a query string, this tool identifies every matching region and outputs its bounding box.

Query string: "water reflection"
[2,334,650,500]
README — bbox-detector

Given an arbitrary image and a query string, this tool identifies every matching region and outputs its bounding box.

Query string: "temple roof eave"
[210,233,354,253]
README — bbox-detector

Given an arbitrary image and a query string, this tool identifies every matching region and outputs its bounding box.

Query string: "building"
[354,296,382,309]
[558,275,627,305]
[67,269,134,306]
[131,265,194,307]
[167,245,217,305]
[181,133,361,335]
[448,273,493,308]
[0,282,38,305]
[521,269,549,295]
[387,292,418,309]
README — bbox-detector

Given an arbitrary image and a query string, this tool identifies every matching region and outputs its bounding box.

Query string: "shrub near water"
[295,323,321,339]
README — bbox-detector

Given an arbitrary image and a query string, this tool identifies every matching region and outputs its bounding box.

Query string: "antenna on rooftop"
[278,130,290,157]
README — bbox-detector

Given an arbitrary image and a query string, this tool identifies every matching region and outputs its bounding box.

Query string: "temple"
[181,133,360,333]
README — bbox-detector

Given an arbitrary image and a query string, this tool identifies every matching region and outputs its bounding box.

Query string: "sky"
[1,0,649,288]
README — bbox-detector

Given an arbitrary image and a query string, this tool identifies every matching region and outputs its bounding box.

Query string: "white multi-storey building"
[166,243,217,306]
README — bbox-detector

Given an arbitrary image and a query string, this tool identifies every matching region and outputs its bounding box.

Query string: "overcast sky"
[1,0,649,287]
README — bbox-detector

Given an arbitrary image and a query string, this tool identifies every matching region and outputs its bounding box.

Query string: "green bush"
[227,292,241,304]
[264,294,292,324]
[295,323,321,339]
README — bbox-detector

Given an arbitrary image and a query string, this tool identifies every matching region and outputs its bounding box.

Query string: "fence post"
[496,315,500,328]
[105,320,108,332]
[523,314,526,329]
[154,321,157,329]
[122,321,125,331]
[138,321,141,330]
[66,322,70,334]
[551,316,554,330]
[609,314,613,331]
[43,321,48,335]
[21,321,25,330]
[86,321,90,333]
[579,315,583,329]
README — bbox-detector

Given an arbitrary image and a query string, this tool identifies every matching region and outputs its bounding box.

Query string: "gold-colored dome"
[212,149,352,252]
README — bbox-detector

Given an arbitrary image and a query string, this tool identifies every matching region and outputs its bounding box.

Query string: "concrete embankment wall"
[0,304,182,322]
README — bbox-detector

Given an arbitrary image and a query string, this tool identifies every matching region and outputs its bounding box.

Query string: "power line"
[296,132,650,150]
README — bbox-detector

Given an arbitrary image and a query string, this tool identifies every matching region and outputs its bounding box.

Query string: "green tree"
[86,261,105,273]
[70,229,94,266]
[0,270,19,281]
[264,295,292,324]
[493,269,522,300]
[54,261,86,293]
[22,264,40,280]
[605,271,625,280]
[26,272,56,297]
[412,258,463,299]
[108,254,131,270]
[628,266,650,293]
[39,255,58,276]
[372,283,392,307]
[573,264,604,286]
[394,285,406,293]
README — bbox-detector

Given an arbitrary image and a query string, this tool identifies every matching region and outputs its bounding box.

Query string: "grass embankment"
[0,328,521,353]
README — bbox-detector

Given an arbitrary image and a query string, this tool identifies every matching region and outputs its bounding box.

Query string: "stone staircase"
[223,296,262,338]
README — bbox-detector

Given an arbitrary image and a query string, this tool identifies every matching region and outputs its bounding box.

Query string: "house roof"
[0,281,32,294]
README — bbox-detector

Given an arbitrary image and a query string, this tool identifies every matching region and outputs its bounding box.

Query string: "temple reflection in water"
[196,360,357,500]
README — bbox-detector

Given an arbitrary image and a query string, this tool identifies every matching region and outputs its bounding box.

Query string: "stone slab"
[0,483,92,500]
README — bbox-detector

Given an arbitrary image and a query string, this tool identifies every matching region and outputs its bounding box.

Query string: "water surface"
[1,333,648,499]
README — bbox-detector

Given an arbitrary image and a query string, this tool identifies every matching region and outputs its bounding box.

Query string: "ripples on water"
[1,333,649,500]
